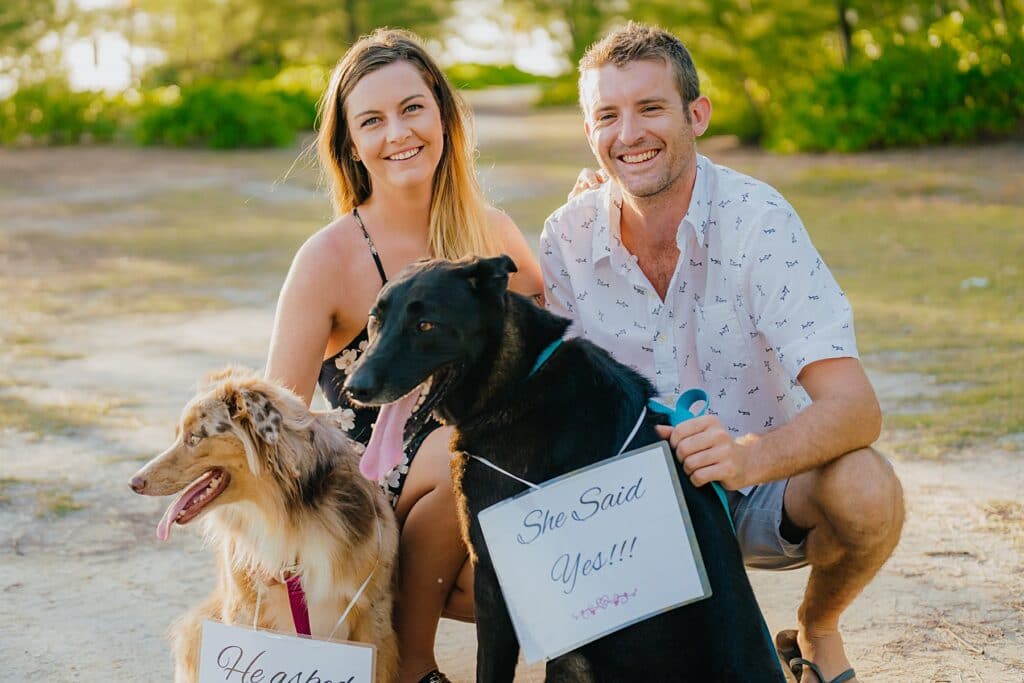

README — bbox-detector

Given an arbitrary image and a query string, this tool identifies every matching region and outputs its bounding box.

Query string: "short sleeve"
[741,205,859,380]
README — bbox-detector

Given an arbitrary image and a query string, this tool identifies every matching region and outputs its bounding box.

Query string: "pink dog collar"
[285,574,311,637]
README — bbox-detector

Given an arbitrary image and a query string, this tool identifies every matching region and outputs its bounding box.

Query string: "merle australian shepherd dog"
[345,255,785,682]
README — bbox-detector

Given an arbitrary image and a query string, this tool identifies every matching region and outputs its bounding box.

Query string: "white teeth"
[413,376,433,411]
[621,150,658,164]
[388,147,421,161]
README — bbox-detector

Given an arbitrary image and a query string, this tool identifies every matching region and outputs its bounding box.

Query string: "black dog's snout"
[343,368,379,403]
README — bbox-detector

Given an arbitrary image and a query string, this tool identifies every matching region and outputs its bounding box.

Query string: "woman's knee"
[394,427,457,522]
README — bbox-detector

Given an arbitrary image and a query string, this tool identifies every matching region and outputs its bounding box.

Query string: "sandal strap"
[789,657,856,683]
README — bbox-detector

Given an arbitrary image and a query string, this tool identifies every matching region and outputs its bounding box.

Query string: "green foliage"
[767,32,1024,152]
[445,63,551,90]
[133,80,315,148]
[0,84,129,145]
[536,76,579,107]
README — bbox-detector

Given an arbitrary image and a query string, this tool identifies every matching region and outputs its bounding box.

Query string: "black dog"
[345,255,785,682]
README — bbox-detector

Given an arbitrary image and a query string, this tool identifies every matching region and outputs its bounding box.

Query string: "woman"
[265,29,543,683]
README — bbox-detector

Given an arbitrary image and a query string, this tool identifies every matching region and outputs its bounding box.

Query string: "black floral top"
[317,209,440,507]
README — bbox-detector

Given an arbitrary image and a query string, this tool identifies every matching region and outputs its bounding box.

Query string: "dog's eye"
[417,321,435,332]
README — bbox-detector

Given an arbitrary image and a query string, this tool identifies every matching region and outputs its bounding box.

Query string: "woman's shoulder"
[483,205,543,295]
[291,213,368,276]
[485,205,516,232]
[282,213,381,336]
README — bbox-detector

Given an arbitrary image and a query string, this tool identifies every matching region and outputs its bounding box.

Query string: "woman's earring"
[351,152,360,162]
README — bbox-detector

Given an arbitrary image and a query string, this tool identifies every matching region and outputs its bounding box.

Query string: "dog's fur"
[130,368,399,683]
[345,256,785,682]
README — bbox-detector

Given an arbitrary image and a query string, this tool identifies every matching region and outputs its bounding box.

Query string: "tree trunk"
[344,0,359,46]
[836,0,852,67]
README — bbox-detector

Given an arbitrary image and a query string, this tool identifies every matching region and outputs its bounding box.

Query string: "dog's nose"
[129,475,146,493]
[343,370,379,403]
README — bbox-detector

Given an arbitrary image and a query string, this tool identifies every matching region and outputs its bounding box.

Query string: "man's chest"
[631,243,680,301]
[571,260,702,396]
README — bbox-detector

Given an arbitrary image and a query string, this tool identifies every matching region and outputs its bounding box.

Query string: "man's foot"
[776,629,858,683]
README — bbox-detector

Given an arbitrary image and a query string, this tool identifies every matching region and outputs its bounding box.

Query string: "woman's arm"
[487,207,543,299]
[265,230,341,406]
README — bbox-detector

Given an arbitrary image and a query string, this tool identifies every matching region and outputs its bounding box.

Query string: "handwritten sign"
[199,620,374,683]
[477,441,711,663]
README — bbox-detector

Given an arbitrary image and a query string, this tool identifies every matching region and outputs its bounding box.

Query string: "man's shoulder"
[700,156,800,248]
[704,156,792,211]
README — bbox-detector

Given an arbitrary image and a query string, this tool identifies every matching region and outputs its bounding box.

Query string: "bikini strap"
[352,207,388,285]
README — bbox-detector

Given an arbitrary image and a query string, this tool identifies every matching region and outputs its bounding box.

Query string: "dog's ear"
[200,365,256,391]
[224,386,283,475]
[463,255,517,293]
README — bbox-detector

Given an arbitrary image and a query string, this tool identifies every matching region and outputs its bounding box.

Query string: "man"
[540,22,904,683]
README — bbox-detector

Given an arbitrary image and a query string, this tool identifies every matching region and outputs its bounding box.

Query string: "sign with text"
[478,442,711,663]
[199,620,374,683]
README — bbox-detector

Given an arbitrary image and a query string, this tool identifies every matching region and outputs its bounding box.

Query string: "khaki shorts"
[726,479,809,571]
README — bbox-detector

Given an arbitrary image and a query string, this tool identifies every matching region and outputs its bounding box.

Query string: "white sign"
[199,620,375,683]
[478,442,711,664]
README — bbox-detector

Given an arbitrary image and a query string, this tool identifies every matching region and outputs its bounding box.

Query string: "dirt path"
[1,136,1021,681]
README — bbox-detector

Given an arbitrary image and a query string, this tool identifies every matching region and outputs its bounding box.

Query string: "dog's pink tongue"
[156,496,189,542]
[155,473,212,541]
[360,390,420,482]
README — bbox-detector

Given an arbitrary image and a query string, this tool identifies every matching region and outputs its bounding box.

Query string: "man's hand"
[655,416,757,491]
[568,167,608,200]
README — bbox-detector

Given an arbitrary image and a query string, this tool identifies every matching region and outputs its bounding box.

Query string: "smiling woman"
[263,28,543,683]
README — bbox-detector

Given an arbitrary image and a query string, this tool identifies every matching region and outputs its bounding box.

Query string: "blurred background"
[0,1,1022,680]
[2,0,1022,150]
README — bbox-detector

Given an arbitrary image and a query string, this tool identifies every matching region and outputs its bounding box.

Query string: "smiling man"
[540,22,904,683]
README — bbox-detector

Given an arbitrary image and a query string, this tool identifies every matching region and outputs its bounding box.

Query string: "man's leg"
[783,447,904,682]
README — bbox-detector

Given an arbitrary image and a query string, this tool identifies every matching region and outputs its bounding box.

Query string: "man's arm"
[659,357,881,490]
[660,201,878,490]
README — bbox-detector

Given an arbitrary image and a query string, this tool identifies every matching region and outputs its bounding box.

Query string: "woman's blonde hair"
[316,28,501,259]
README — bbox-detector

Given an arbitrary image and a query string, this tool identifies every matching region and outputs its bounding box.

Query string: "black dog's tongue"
[359,390,421,482]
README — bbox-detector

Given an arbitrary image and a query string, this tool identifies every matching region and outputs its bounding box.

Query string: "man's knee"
[815,447,904,545]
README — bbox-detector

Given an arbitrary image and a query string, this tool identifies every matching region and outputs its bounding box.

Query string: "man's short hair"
[578,22,700,114]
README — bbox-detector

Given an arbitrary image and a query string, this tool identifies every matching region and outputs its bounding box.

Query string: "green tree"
[0,0,65,84]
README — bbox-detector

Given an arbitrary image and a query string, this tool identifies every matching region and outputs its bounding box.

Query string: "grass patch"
[0,477,86,517]
[34,488,86,518]
[0,394,136,436]
[0,477,26,504]
[980,499,1024,549]
[774,174,1023,455]
[0,476,44,506]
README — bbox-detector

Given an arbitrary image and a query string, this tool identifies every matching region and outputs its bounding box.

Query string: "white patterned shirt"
[540,156,859,492]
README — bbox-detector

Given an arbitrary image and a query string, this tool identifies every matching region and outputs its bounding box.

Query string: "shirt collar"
[593,154,713,267]
[682,155,713,249]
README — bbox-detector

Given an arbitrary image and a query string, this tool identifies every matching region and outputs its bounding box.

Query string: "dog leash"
[250,492,384,640]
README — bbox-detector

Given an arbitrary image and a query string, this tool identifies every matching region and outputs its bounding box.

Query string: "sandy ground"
[1,125,1022,681]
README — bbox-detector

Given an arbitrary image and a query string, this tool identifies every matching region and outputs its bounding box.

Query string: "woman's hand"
[568,167,608,200]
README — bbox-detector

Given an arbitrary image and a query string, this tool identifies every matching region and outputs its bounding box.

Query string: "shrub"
[767,37,1024,152]
[133,81,304,148]
[0,84,128,146]
[536,76,579,107]
[445,63,550,90]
